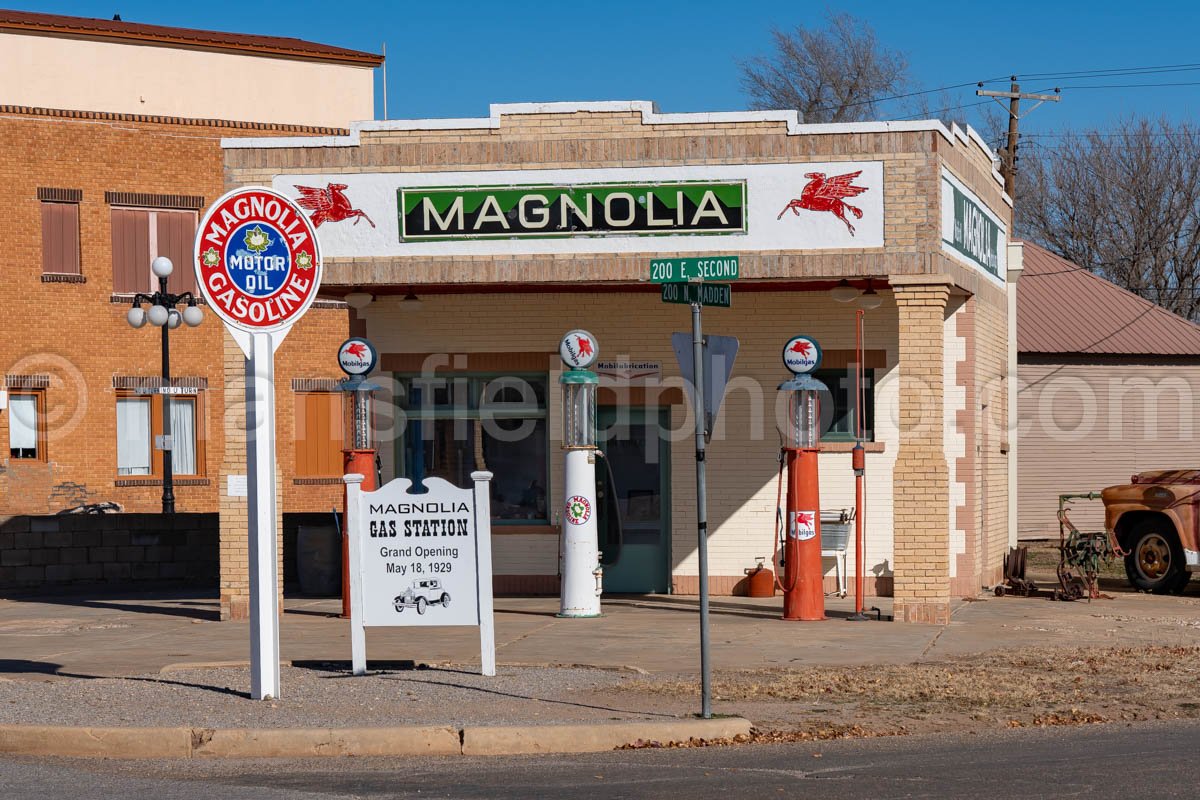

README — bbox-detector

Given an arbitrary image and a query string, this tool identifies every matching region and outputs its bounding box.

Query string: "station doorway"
[597,407,671,594]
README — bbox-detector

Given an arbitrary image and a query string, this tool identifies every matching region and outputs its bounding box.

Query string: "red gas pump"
[336,337,380,619]
[779,335,827,621]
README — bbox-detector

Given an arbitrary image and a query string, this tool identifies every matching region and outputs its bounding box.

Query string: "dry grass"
[624,646,1200,735]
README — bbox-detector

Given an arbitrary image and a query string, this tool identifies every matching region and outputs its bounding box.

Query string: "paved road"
[4,720,1198,799]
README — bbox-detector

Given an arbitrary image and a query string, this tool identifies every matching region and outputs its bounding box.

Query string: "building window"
[115,392,204,476]
[397,373,549,523]
[110,207,198,295]
[294,391,346,478]
[8,390,46,460]
[39,188,82,277]
[813,369,876,442]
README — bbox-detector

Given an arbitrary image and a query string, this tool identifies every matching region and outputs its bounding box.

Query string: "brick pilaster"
[218,329,285,621]
[891,276,953,624]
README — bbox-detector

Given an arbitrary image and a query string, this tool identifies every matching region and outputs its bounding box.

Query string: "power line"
[891,99,992,121]
[1060,81,1200,89]
[1022,62,1200,80]
[807,75,1012,115]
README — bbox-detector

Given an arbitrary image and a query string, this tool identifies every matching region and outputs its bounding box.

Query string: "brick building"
[0,11,380,602]
[222,101,1020,623]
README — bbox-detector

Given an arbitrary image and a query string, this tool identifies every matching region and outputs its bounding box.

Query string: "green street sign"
[649,256,739,284]
[661,282,732,308]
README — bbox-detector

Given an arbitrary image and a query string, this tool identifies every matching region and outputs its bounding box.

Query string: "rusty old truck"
[1103,470,1200,594]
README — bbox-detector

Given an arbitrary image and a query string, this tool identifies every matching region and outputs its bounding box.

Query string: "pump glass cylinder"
[784,390,820,449]
[562,382,596,448]
[346,391,374,450]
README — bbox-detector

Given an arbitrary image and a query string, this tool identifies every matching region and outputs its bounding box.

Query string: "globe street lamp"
[126,256,203,513]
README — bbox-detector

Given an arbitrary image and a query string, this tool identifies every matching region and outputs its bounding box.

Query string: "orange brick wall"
[0,110,348,517]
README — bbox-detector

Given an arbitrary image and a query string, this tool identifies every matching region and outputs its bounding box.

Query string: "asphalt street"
[4,720,1199,799]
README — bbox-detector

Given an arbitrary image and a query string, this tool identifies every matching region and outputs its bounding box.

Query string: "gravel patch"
[0,664,688,729]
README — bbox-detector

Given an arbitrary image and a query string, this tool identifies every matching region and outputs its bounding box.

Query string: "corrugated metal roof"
[0,9,383,66]
[1017,241,1200,356]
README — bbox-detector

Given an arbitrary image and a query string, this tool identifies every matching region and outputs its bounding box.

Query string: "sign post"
[654,257,739,720]
[194,186,323,700]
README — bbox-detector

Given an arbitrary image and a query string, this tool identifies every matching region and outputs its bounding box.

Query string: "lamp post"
[126,256,203,514]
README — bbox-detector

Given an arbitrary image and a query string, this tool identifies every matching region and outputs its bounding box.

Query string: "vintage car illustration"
[1103,469,1200,594]
[393,579,451,614]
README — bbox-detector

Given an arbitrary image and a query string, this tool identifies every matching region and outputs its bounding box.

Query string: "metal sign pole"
[692,300,712,720]
[247,330,280,700]
[345,473,367,676]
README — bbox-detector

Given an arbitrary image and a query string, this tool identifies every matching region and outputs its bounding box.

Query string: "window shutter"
[111,209,150,293]
[156,210,197,295]
[295,392,345,477]
[42,202,81,275]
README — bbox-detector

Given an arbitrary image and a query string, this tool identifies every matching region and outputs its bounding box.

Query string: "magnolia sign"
[274,162,885,258]
[401,181,745,241]
[941,169,1006,282]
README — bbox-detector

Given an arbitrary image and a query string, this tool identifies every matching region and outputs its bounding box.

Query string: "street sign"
[671,333,740,436]
[649,256,739,283]
[134,386,199,396]
[193,185,324,702]
[661,282,732,307]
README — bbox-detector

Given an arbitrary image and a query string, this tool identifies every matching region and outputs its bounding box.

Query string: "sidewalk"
[1,586,1198,756]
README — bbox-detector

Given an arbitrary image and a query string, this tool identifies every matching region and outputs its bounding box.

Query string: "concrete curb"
[0,718,753,759]
[462,717,754,756]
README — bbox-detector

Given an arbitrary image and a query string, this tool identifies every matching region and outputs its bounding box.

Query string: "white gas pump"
[558,329,602,618]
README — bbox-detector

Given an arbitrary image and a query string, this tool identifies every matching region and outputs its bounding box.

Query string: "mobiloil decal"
[398,181,746,241]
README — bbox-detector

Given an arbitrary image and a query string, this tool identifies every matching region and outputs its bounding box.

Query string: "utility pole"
[977,77,1061,200]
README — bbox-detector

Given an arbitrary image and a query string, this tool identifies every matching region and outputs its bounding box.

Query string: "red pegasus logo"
[788,340,813,356]
[576,336,594,357]
[294,183,375,228]
[344,342,368,359]
[795,512,814,528]
[777,171,869,235]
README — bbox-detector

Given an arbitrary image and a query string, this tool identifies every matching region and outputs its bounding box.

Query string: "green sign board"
[944,178,1002,278]
[661,282,732,308]
[649,256,740,284]
[398,181,746,242]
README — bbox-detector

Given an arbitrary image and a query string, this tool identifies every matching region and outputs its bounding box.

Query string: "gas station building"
[221,101,1018,624]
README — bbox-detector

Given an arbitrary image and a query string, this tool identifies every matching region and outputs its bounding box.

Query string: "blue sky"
[12,0,1200,140]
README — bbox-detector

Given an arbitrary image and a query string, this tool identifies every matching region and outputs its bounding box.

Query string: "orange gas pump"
[779,335,828,621]
[336,337,379,618]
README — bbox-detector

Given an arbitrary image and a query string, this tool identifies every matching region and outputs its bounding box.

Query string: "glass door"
[597,407,670,593]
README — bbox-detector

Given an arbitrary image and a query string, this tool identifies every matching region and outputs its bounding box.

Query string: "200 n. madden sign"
[194,187,323,333]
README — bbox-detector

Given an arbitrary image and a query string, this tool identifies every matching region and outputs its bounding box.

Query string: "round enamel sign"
[338,337,377,376]
[194,186,322,334]
[559,329,599,369]
[782,335,822,374]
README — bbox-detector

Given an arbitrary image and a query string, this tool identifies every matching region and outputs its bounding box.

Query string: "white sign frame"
[345,472,496,677]
[273,162,885,258]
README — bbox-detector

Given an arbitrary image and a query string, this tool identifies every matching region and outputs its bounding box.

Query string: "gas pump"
[778,335,828,621]
[337,337,380,618]
[558,329,602,618]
